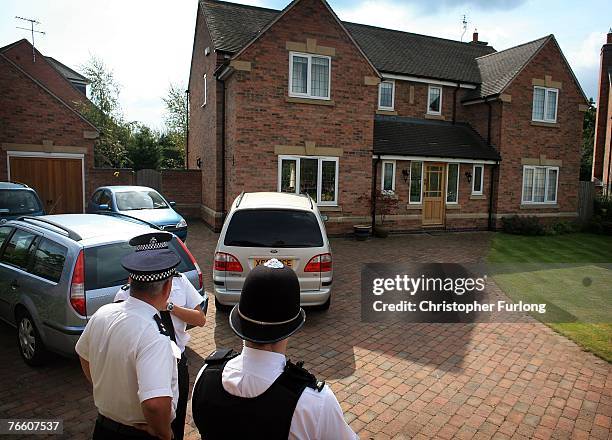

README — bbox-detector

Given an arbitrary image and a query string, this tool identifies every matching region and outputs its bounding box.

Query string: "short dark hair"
[130,278,170,296]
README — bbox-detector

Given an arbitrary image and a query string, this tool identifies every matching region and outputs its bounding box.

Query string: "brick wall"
[592,34,612,182]
[388,81,456,121]
[88,168,135,194]
[496,39,585,218]
[222,0,379,233]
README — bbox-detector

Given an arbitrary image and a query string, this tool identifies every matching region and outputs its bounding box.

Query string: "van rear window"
[224,209,323,248]
[84,239,194,291]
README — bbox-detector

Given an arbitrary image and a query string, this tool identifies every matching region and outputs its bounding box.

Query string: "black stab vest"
[192,352,322,440]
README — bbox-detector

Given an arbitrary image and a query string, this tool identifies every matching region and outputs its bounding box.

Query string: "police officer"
[191,259,357,439]
[76,232,181,440]
[115,270,206,440]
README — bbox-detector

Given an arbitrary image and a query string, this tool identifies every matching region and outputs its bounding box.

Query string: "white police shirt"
[193,346,358,440]
[75,296,179,427]
[115,273,204,353]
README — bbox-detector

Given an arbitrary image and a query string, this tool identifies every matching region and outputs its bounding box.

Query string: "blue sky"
[1,0,609,129]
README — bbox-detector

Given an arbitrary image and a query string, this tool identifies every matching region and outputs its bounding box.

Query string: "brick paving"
[0,222,610,439]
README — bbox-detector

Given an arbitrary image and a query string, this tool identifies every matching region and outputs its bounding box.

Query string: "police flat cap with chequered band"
[121,232,181,282]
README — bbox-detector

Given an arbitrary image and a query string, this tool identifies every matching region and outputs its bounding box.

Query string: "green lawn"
[487,233,612,362]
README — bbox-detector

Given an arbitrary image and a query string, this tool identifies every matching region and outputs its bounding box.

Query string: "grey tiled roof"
[45,57,89,83]
[464,36,550,101]
[201,0,495,84]
[374,116,501,161]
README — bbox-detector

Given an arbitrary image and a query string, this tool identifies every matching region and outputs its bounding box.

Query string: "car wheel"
[16,311,48,367]
[214,297,233,313]
[312,296,331,311]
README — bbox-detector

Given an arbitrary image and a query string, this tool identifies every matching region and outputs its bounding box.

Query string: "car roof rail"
[235,191,246,208]
[305,193,314,209]
[97,212,162,231]
[17,216,82,241]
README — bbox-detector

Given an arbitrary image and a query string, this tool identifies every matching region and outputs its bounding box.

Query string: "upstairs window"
[378,81,395,110]
[532,86,558,123]
[381,161,396,193]
[427,85,442,115]
[289,53,331,100]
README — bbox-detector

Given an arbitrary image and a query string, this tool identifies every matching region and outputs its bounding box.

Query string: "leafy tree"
[127,125,161,171]
[161,82,187,168]
[580,98,596,181]
[78,56,131,168]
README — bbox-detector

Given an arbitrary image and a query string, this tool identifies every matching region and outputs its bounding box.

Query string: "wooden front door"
[9,156,83,214]
[422,163,445,226]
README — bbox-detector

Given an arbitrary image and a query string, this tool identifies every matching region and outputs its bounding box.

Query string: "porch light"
[465,171,472,183]
[402,168,409,183]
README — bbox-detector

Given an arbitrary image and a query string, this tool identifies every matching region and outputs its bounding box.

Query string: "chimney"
[472,29,479,43]
[592,29,612,184]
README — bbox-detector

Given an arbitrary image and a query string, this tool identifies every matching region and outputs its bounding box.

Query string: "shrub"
[501,215,546,235]
[585,215,612,235]
[548,221,578,235]
[594,195,612,220]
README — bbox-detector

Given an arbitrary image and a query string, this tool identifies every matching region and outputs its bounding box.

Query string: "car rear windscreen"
[0,190,42,215]
[224,209,323,248]
[84,239,195,291]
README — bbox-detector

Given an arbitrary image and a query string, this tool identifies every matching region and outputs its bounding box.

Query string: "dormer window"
[378,80,395,110]
[289,52,331,100]
[427,85,442,115]
[532,86,558,123]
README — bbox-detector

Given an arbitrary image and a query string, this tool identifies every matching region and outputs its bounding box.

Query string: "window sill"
[318,205,341,212]
[531,121,559,128]
[377,109,397,115]
[424,113,445,120]
[520,203,559,209]
[286,96,334,106]
[446,203,461,209]
[406,204,422,210]
[470,194,486,200]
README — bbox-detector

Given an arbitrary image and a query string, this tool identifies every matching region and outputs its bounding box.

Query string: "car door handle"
[10,281,19,290]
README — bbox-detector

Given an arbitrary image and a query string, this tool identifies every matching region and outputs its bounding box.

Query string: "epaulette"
[121,283,130,291]
[285,360,325,392]
[204,348,239,365]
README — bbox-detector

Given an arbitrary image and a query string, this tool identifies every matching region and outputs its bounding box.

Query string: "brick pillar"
[592,30,612,183]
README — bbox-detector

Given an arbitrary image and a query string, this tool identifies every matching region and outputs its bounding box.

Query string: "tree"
[161,82,187,168]
[127,125,161,171]
[78,56,131,168]
[580,98,596,181]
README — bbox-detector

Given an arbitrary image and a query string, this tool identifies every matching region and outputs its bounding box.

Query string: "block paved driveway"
[0,222,610,439]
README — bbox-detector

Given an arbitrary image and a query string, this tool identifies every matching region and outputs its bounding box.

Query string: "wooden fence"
[578,181,594,222]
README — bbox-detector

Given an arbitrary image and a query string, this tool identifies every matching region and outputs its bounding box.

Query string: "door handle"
[10,280,19,290]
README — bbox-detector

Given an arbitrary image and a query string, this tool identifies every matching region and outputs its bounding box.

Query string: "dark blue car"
[0,182,45,221]
[87,186,188,241]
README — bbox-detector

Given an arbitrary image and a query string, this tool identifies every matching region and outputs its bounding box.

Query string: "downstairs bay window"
[522,166,558,204]
[279,156,338,205]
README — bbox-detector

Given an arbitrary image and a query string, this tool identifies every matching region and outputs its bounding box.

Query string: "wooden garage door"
[9,156,83,214]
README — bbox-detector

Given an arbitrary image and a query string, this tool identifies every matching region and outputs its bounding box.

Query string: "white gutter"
[381,73,477,89]
[373,154,498,164]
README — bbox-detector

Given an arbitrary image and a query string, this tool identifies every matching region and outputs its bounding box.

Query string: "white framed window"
[472,164,484,195]
[427,85,442,115]
[202,74,207,107]
[288,52,331,100]
[409,161,423,204]
[532,86,558,123]
[381,160,396,193]
[378,80,395,110]
[522,166,558,204]
[278,155,338,205]
[446,163,460,204]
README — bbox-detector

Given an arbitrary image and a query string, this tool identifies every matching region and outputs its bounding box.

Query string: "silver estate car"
[212,192,332,311]
[0,214,203,366]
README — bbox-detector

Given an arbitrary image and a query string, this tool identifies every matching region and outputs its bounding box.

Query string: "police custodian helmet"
[229,259,305,344]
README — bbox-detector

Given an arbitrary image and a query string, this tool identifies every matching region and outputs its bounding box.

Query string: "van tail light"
[304,253,332,272]
[214,252,243,272]
[178,238,203,289]
[70,250,87,316]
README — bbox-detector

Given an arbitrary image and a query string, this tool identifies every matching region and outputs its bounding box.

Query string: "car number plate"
[254,258,293,268]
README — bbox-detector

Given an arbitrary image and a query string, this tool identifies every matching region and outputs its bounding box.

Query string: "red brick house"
[592,30,612,193]
[188,0,588,233]
[0,39,98,214]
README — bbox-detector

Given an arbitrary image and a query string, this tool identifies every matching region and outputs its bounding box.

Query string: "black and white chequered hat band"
[129,268,177,282]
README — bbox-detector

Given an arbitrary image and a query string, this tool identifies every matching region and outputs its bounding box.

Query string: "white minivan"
[212,192,332,311]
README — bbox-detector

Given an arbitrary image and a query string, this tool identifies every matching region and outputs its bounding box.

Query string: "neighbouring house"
[592,29,612,194]
[188,0,588,233]
[0,39,98,214]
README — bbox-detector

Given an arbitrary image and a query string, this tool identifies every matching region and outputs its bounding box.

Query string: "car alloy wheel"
[18,317,36,360]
